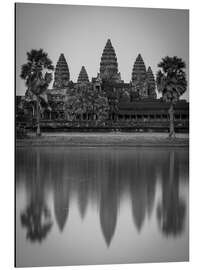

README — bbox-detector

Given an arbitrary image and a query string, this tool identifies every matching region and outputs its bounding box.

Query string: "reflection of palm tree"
[21,199,52,242]
[157,198,185,236]
[157,151,186,236]
[20,149,53,242]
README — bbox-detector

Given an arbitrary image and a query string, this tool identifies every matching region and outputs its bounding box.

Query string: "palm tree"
[20,49,54,136]
[156,56,187,138]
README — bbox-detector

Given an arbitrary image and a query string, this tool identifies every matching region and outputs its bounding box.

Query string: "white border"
[1,0,203,269]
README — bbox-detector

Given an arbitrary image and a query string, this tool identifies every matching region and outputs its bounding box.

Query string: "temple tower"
[99,39,122,83]
[53,53,70,89]
[146,66,157,99]
[77,66,89,84]
[132,54,147,95]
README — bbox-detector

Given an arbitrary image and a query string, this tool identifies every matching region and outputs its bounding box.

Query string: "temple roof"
[77,66,89,83]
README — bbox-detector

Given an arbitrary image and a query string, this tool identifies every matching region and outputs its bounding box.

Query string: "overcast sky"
[16,3,189,100]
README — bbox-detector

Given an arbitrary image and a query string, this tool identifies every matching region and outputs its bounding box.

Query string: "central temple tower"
[99,39,122,83]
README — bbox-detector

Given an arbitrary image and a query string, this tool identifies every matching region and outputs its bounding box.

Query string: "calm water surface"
[16,147,189,267]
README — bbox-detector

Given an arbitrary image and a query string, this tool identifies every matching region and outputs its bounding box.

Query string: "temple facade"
[16,39,189,132]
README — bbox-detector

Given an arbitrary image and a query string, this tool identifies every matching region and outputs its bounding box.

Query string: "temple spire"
[53,53,70,89]
[132,53,146,83]
[77,66,89,84]
[99,39,121,83]
[146,66,157,99]
[131,54,147,96]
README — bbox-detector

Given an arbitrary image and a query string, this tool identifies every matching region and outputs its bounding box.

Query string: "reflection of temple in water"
[17,147,188,245]
[54,180,69,232]
[130,151,156,232]
[77,180,89,219]
[99,175,118,246]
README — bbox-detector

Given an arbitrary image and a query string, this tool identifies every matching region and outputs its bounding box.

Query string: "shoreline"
[16,132,189,147]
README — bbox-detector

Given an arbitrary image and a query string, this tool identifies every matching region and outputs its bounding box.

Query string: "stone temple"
[16,39,189,132]
[52,39,157,100]
[50,39,158,100]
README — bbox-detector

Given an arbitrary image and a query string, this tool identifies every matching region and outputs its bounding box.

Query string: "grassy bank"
[16,132,189,147]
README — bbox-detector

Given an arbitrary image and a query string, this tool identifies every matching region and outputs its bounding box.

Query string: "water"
[15,147,189,267]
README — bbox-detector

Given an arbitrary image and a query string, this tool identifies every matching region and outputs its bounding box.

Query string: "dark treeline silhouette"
[16,147,188,245]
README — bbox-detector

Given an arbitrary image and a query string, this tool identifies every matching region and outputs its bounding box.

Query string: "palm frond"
[156,56,187,102]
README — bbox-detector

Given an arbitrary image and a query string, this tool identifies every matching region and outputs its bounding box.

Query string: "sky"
[16,3,189,100]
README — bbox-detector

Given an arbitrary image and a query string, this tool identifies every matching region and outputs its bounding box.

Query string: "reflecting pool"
[16,147,189,267]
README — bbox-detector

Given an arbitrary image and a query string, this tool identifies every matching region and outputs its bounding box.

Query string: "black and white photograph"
[15,2,189,268]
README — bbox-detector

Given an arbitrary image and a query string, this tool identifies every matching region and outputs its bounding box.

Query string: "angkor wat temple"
[16,39,189,132]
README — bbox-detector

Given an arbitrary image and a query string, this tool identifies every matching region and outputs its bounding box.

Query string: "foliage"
[156,56,187,137]
[20,49,54,135]
[65,83,109,122]
[20,48,54,105]
[20,49,54,86]
[156,56,187,103]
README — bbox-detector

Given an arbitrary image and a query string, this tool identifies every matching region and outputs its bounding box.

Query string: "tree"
[65,84,87,121]
[156,56,187,138]
[65,83,109,124]
[20,49,54,136]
